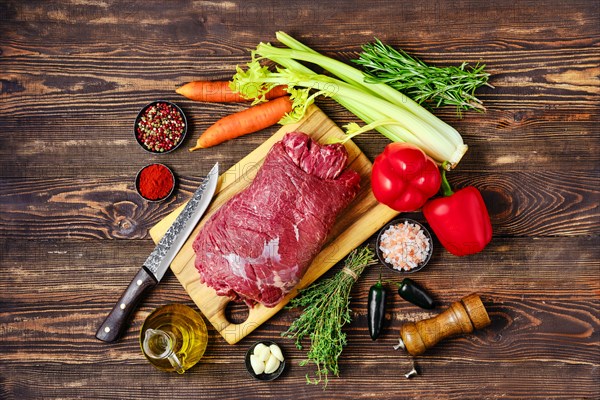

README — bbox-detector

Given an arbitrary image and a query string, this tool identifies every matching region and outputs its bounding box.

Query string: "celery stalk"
[285,74,457,162]
[241,67,458,163]
[269,56,416,145]
[232,35,468,167]
[274,32,466,152]
[260,42,462,145]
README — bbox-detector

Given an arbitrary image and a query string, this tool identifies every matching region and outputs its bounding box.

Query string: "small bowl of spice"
[134,100,187,153]
[135,163,175,202]
[377,219,433,273]
[245,341,285,381]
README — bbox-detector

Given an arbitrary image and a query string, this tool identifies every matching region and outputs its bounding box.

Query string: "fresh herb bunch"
[282,246,377,387]
[354,39,492,115]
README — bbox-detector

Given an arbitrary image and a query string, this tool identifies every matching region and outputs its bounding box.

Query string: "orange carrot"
[189,96,293,151]
[176,81,288,103]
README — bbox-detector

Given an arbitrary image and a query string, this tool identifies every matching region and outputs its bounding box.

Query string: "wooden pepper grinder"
[397,293,491,356]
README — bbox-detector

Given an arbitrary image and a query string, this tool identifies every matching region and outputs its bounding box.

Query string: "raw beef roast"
[192,132,361,307]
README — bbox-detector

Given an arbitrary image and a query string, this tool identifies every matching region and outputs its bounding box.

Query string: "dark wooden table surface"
[1,1,599,399]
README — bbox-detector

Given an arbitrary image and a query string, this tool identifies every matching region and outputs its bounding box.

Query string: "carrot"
[176,81,288,103]
[189,96,293,151]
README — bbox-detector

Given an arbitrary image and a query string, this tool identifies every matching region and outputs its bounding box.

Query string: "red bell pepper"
[372,143,441,212]
[423,164,492,256]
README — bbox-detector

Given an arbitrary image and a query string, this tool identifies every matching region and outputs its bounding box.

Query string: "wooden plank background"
[1,0,598,399]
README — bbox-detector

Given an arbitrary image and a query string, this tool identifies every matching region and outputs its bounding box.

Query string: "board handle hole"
[224,301,250,325]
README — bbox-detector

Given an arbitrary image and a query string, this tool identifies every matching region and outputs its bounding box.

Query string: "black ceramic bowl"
[134,100,187,154]
[135,163,176,202]
[245,341,286,381]
[376,218,433,274]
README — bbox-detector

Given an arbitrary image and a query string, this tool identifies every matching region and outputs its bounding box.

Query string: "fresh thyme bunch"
[355,39,492,115]
[282,246,377,387]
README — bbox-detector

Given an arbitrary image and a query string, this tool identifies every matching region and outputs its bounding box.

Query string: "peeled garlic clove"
[269,344,284,362]
[256,345,271,362]
[250,354,265,375]
[253,343,268,356]
[264,354,280,374]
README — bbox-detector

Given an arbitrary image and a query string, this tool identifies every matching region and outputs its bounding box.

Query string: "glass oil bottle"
[140,303,208,374]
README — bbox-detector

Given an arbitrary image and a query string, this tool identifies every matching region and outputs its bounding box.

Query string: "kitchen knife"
[95,162,219,342]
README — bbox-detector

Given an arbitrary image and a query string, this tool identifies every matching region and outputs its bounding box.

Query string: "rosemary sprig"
[354,39,493,115]
[282,246,377,387]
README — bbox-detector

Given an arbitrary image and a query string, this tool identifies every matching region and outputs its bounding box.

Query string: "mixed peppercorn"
[136,102,186,153]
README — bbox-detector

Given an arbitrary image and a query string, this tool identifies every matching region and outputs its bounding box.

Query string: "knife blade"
[95,162,219,342]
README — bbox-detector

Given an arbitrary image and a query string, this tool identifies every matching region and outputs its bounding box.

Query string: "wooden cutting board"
[149,105,398,344]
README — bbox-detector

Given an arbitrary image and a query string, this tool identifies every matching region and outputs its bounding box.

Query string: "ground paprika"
[137,163,174,201]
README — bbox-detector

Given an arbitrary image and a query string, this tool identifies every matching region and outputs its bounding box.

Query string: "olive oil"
[140,304,208,374]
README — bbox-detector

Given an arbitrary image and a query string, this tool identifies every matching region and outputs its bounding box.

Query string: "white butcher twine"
[341,266,359,281]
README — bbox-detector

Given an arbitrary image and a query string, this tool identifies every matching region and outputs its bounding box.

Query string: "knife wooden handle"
[95,268,157,342]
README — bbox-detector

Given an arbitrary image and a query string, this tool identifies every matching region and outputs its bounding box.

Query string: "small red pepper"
[371,143,441,212]
[423,163,492,256]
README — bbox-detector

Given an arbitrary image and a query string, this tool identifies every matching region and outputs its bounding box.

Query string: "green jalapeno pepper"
[397,278,435,309]
[367,281,387,340]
